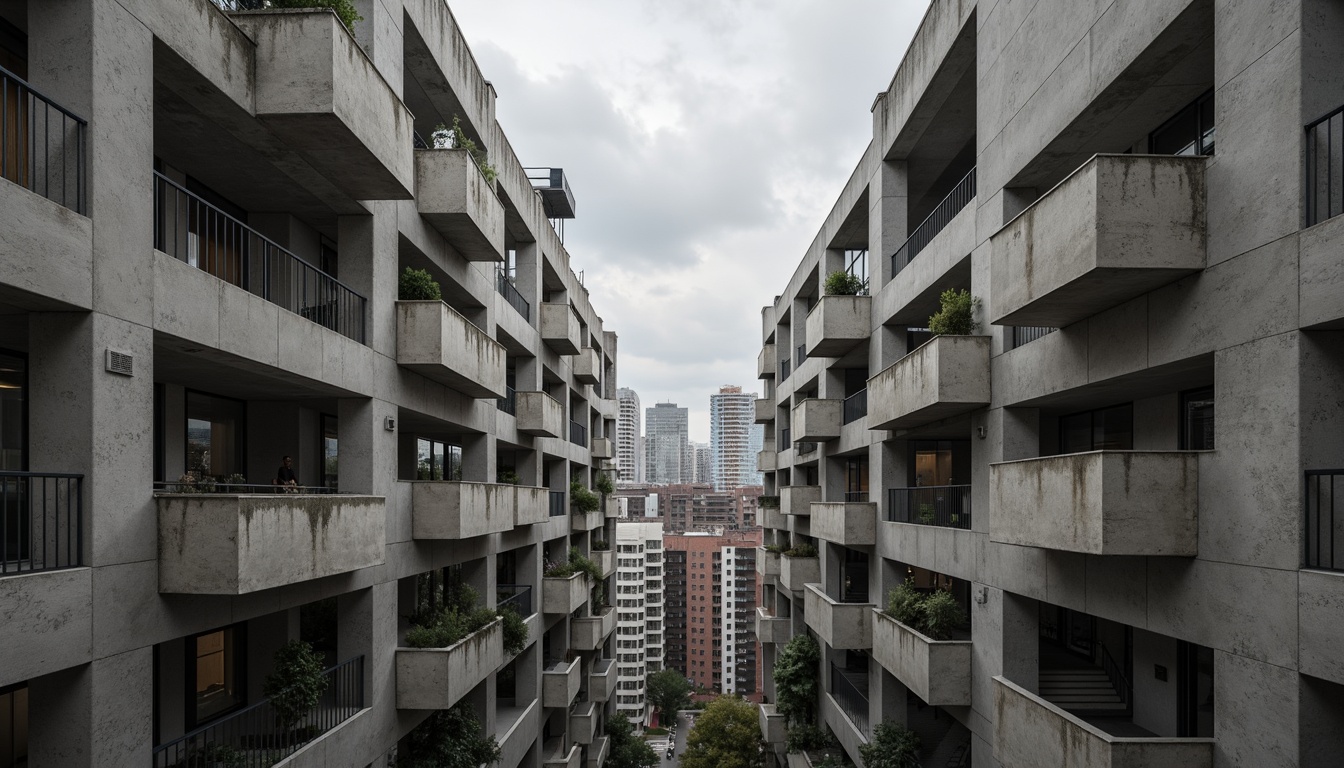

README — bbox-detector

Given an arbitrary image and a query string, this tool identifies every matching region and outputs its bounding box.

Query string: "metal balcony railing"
[0,472,83,575]
[152,655,364,768]
[842,389,867,424]
[796,344,807,367]
[778,428,791,451]
[549,491,566,517]
[0,65,86,213]
[887,485,972,530]
[497,268,531,321]
[498,385,517,415]
[570,420,588,447]
[1307,105,1344,227]
[207,0,266,9]
[1306,470,1344,571]
[153,172,367,343]
[152,481,341,495]
[498,584,533,617]
[829,662,870,738]
[1012,325,1057,348]
[780,359,791,381]
[889,167,976,281]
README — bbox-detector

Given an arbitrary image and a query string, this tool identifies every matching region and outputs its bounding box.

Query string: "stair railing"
[1096,641,1133,713]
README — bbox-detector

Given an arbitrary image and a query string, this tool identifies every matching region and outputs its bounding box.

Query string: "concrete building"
[616,387,642,486]
[0,2,622,767]
[756,2,1344,768]
[613,521,665,727]
[643,402,689,485]
[664,530,762,696]
[710,385,763,491]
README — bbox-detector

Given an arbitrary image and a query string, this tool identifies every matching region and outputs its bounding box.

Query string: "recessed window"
[1059,403,1133,454]
[1181,388,1215,450]
[416,438,461,481]
[1150,90,1215,157]
[187,625,246,728]
[185,391,246,481]
[0,682,28,768]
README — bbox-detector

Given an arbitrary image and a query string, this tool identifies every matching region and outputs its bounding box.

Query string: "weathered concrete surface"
[231,11,413,200]
[755,397,775,424]
[516,486,550,526]
[411,481,515,539]
[157,494,385,594]
[793,398,843,442]
[822,691,868,767]
[573,346,602,385]
[756,547,781,579]
[760,502,785,529]
[992,677,1214,768]
[868,335,990,430]
[990,155,1207,328]
[871,609,971,706]
[414,149,505,261]
[544,741,583,768]
[570,507,603,533]
[541,302,581,355]
[1299,569,1344,686]
[496,700,540,768]
[396,301,507,399]
[758,449,778,472]
[542,658,582,708]
[1300,212,1344,328]
[603,494,620,519]
[806,294,872,357]
[0,568,93,688]
[394,619,503,710]
[571,607,615,651]
[756,607,790,645]
[590,437,614,461]
[0,178,93,310]
[595,548,616,578]
[586,734,610,768]
[517,390,565,437]
[780,555,820,594]
[803,584,874,650]
[781,485,821,516]
[542,572,588,614]
[758,344,777,378]
[810,502,877,547]
[759,703,787,744]
[570,700,599,744]
[590,658,617,702]
[989,451,1199,556]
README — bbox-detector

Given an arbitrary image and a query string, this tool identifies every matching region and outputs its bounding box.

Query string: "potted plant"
[399,267,442,301]
[428,116,499,186]
[594,472,614,496]
[263,640,329,743]
[570,480,601,516]
[884,579,968,640]
[927,288,980,336]
[824,269,865,296]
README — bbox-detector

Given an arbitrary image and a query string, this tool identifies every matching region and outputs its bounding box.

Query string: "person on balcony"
[274,455,298,492]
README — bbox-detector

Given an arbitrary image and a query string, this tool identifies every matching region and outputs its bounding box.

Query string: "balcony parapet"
[517,391,565,437]
[868,335,990,431]
[541,303,582,355]
[793,399,842,442]
[415,148,506,261]
[871,610,970,706]
[412,481,547,539]
[806,295,871,357]
[395,619,503,710]
[780,554,820,594]
[396,301,507,398]
[803,584,874,650]
[542,658,582,708]
[810,501,877,547]
[781,485,821,516]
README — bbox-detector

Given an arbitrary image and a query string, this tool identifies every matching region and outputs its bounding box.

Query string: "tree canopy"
[680,696,764,768]
[858,721,920,768]
[646,669,692,721]
[773,633,820,725]
[606,711,659,768]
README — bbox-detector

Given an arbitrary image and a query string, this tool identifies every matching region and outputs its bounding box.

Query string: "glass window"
[188,625,245,728]
[1058,403,1133,454]
[415,438,462,481]
[1181,388,1215,450]
[1150,90,1215,157]
[0,683,27,768]
[320,414,338,490]
[0,351,25,471]
[185,391,245,480]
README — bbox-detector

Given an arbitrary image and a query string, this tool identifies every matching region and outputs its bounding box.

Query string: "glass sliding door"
[321,414,338,490]
[185,391,246,481]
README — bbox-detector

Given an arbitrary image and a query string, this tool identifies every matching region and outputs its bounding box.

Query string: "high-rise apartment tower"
[616,387,642,485]
[644,402,689,485]
[710,385,763,491]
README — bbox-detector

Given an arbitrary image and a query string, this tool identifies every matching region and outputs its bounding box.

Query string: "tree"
[646,669,692,722]
[858,721,920,768]
[606,711,659,768]
[680,696,764,768]
[773,634,820,726]
[396,704,501,768]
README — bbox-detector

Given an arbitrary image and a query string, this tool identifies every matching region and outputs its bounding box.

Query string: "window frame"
[184,623,248,731]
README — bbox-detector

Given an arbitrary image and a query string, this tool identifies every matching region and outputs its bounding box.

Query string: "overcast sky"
[452,1,924,442]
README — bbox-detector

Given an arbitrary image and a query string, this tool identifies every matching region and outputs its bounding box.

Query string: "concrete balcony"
[759,344,777,378]
[157,494,384,594]
[603,495,620,518]
[759,703,787,745]
[594,549,616,578]
[517,391,565,437]
[414,149,505,261]
[574,347,602,385]
[781,485,821,516]
[0,174,93,311]
[993,677,1214,768]
[805,295,871,357]
[516,486,550,526]
[758,449,778,472]
[868,335,990,431]
[811,501,877,547]
[755,398,774,424]
[780,555,820,594]
[231,11,412,200]
[543,658,583,708]
[411,481,527,539]
[793,399,842,442]
[756,607,790,644]
[543,572,590,615]
[496,700,540,768]
[395,619,503,710]
[591,437,614,460]
[571,607,616,651]
[990,451,1199,556]
[871,610,970,707]
[587,735,610,768]
[760,502,785,530]
[570,701,599,744]
[803,584,874,650]
[590,658,617,702]
[990,154,1207,328]
[571,508,603,533]
[756,547,781,580]
[544,740,583,768]
[541,302,582,355]
[396,301,507,398]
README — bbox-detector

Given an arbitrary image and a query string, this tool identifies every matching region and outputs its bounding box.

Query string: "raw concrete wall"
[0,179,93,311]
[867,334,990,430]
[806,295,871,357]
[810,502,876,547]
[396,300,507,399]
[411,481,515,539]
[414,149,506,261]
[794,398,842,441]
[803,584,873,649]
[871,609,971,706]
[395,619,503,709]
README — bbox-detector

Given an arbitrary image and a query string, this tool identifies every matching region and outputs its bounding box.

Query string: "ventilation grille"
[106,349,133,376]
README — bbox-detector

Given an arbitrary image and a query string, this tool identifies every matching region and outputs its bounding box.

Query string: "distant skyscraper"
[692,442,712,484]
[644,402,689,485]
[616,388,642,485]
[710,385,762,491]
[615,521,665,725]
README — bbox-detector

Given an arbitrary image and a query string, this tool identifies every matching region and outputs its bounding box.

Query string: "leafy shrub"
[773,634,820,726]
[763,543,786,554]
[267,0,362,33]
[405,582,502,649]
[396,704,501,768]
[859,721,920,768]
[263,640,329,732]
[885,580,924,628]
[758,495,781,509]
[927,288,979,336]
[496,469,519,485]
[785,723,836,754]
[594,472,615,495]
[592,539,610,551]
[399,267,442,301]
[784,542,817,558]
[884,580,968,641]
[434,116,498,185]
[824,270,865,296]
[570,480,601,514]
[500,604,528,656]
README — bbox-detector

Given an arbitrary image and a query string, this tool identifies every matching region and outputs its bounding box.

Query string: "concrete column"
[972,407,1037,536]
[972,587,1037,724]
[462,432,495,483]
[339,203,400,358]
[869,160,908,287]
[28,648,154,766]
[353,0,405,95]
[338,397,398,498]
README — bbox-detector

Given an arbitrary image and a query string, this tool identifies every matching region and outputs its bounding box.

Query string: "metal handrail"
[1306,470,1344,571]
[842,389,867,424]
[780,359,791,380]
[888,167,976,281]
[779,428,791,451]
[829,662,870,737]
[886,485,972,529]
[1096,642,1132,712]
[152,481,342,495]
[496,268,531,321]
[498,385,517,415]
[1012,325,1057,348]
[0,471,83,574]
[498,584,533,617]
[1307,105,1343,226]
[796,344,807,366]
[570,420,588,447]
[0,64,86,213]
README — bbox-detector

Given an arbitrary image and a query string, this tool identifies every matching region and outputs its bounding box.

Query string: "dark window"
[1181,388,1215,450]
[186,625,246,729]
[319,237,338,278]
[185,391,246,481]
[1150,90,1215,157]
[1177,642,1215,737]
[0,682,27,768]
[415,438,461,481]
[320,414,339,490]
[908,439,972,487]
[906,327,932,355]
[0,351,26,471]
[1059,403,1133,454]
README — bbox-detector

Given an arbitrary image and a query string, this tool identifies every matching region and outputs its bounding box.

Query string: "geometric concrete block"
[990,155,1207,328]
[591,437,614,460]
[594,549,616,578]
[758,449,778,472]
[573,347,601,385]
[781,485,821,516]
[395,619,503,710]
[516,486,551,526]
[0,178,93,311]
[415,149,505,261]
[570,700,599,744]
[990,451,1199,556]
[396,301,508,399]
[543,658,582,708]
[756,547,781,580]
[780,555,820,594]
[541,303,581,355]
[810,502,876,547]
[806,295,871,357]
[544,740,583,768]
[793,399,842,442]
[755,397,775,424]
[867,335,990,431]
[411,481,517,539]
[755,607,790,645]
[587,734,611,768]
[871,609,970,706]
[542,572,589,615]
[803,584,874,650]
[570,607,615,651]
[759,703,787,744]
[590,658,617,702]
[759,344,777,378]
[517,391,565,437]
[157,493,386,594]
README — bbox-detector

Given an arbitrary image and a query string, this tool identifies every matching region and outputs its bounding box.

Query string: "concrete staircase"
[1038,655,1127,715]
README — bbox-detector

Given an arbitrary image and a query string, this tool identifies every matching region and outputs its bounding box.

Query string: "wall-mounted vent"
[106,349,134,376]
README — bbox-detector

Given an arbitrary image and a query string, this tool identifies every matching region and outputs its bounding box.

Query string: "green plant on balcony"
[594,472,615,495]
[265,0,362,33]
[917,502,935,525]
[858,721,920,768]
[823,269,865,296]
[758,495,781,509]
[785,723,836,755]
[263,640,329,736]
[173,741,246,768]
[405,582,501,649]
[499,603,528,656]
[431,116,499,185]
[399,267,442,301]
[396,703,501,768]
[927,288,980,336]
[763,543,786,555]
[592,539,610,551]
[496,469,519,485]
[884,580,968,641]
[773,633,820,726]
[570,480,601,514]
[783,542,818,559]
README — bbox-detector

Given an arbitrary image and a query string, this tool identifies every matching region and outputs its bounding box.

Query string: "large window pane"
[185,392,246,480]
[191,626,244,727]
[321,414,339,490]
[1182,388,1215,450]
[0,352,24,471]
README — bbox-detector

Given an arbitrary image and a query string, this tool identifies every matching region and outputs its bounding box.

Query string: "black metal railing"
[797,441,816,456]
[152,481,341,495]
[208,0,266,10]
[497,385,517,415]
[1097,642,1132,713]
[549,491,566,517]
[796,344,807,367]
[498,584,533,617]
[779,428,791,451]
[1012,325,1057,348]
[780,359,791,380]
[0,472,83,575]
[1307,105,1344,227]
[887,485,972,529]
[1306,470,1344,571]
[0,65,86,213]
[152,655,364,768]
[843,389,867,424]
[569,420,588,447]
[829,663,870,737]
[889,167,976,281]
[843,491,869,502]
[497,268,531,321]
[153,171,367,344]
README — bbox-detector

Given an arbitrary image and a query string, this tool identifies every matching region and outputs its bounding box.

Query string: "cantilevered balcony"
[594,548,616,578]
[759,344,777,378]
[759,703,787,745]
[411,481,548,539]
[591,658,617,702]
[543,658,582,708]
[544,740,583,768]
[990,452,1199,556]
[574,347,602,385]
[868,335,990,430]
[806,295,871,357]
[570,701,599,744]
[415,149,505,261]
[587,735,611,768]
[756,547,781,581]
[543,572,589,614]
[157,492,385,594]
[571,607,616,651]
[758,448,778,472]
[810,501,876,547]
[781,485,821,516]
[793,399,842,442]
[756,607,790,644]
[871,610,971,706]
[591,437,614,460]
[517,391,565,437]
[759,497,785,529]
[990,155,1207,328]
[780,554,819,593]
[395,619,503,709]
[755,397,774,424]
[396,301,506,398]
[803,584,873,650]
[541,302,581,355]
